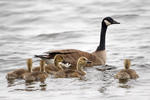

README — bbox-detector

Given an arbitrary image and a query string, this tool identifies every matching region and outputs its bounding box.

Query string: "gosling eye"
[82,58,87,61]
[83,59,86,61]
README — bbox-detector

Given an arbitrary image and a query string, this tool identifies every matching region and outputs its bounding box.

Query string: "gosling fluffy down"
[115,59,139,82]
[23,60,48,83]
[6,58,32,80]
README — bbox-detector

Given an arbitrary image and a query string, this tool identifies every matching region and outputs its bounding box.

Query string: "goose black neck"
[96,22,107,51]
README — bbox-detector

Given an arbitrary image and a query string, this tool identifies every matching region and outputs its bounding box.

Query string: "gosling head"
[102,17,120,26]
[40,60,45,72]
[54,55,64,70]
[77,57,92,70]
[54,55,64,65]
[27,58,32,72]
[124,59,131,69]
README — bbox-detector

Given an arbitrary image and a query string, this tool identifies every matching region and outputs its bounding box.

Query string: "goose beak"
[112,20,120,24]
[87,61,92,64]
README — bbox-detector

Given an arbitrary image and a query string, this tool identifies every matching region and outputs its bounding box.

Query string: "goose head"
[77,57,92,71]
[102,17,120,26]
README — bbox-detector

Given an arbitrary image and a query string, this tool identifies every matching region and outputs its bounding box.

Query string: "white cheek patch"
[59,62,71,68]
[104,20,111,26]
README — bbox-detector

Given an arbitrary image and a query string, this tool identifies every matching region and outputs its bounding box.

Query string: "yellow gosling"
[51,55,67,78]
[115,59,139,83]
[23,60,48,83]
[54,57,92,78]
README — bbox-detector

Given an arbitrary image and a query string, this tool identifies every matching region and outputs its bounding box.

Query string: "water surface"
[0,0,150,100]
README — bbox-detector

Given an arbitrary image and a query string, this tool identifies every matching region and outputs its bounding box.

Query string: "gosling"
[23,60,48,83]
[54,57,92,78]
[6,58,32,80]
[115,59,139,83]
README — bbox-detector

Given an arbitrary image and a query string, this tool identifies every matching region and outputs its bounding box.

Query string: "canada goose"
[35,17,120,68]
[115,59,139,83]
[23,60,48,83]
[6,58,32,80]
[54,57,91,78]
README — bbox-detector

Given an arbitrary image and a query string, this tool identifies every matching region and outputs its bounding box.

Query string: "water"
[0,0,150,100]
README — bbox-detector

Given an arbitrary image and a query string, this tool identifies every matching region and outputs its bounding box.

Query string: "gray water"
[0,0,150,100]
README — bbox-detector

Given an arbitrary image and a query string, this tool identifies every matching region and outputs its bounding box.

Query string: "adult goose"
[35,17,120,69]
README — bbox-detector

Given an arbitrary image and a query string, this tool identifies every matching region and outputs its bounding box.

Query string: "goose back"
[43,49,105,69]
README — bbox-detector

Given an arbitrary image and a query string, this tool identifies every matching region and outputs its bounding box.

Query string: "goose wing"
[35,49,98,68]
[35,49,77,59]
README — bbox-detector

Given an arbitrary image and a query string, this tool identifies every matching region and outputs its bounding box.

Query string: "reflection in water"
[24,81,47,91]
[118,79,128,84]
[98,70,114,94]
[118,84,131,89]
[96,65,117,71]
[7,79,47,91]
[7,79,15,87]
[7,79,24,87]
[99,86,107,93]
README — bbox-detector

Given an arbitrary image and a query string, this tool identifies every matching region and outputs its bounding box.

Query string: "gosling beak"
[87,61,92,64]
[112,20,120,24]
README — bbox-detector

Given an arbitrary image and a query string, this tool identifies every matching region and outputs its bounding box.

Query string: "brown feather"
[6,58,33,80]
[6,69,28,80]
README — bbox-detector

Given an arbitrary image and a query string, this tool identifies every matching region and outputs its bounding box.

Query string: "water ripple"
[0,0,150,100]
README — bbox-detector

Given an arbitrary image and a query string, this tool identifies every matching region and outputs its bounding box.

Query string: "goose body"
[6,59,32,80]
[40,49,105,69]
[115,59,139,83]
[35,17,120,68]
